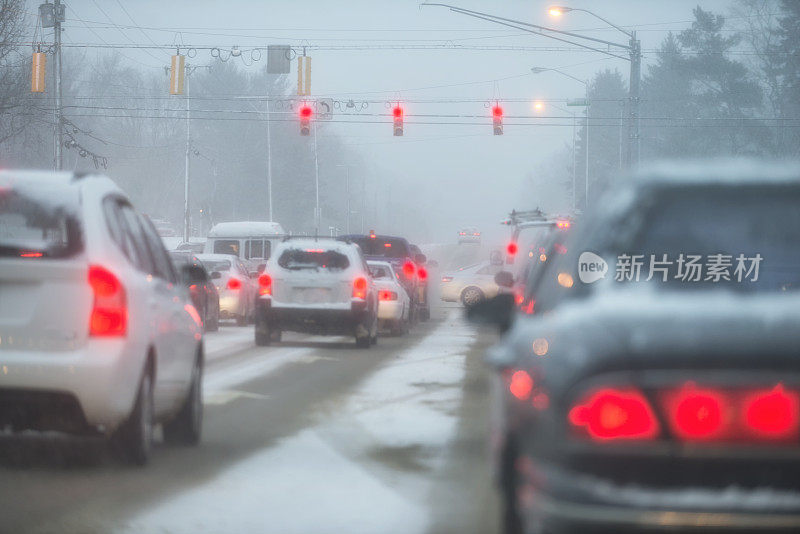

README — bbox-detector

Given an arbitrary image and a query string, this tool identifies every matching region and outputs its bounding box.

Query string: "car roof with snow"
[274,238,362,256]
[207,221,286,237]
[196,253,241,262]
[633,159,800,187]
[0,170,124,195]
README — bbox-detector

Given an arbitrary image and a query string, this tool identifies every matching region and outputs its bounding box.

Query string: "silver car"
[440,261,502,306]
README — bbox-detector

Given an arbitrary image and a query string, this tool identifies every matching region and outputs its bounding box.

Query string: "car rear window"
[278,248,350,271]
[0,182,82,258]
[201,259,231,272]
[213,239,240,256]
[635,189,800,292]
[347,237,410,258]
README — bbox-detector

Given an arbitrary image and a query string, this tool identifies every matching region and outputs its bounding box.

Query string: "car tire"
[255,319,272,346]
[205,311,219,332]
[163,356,203,446]
[461,286,485,307]
[112,369,154,466]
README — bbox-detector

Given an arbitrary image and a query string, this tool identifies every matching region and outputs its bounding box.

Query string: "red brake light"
[556,220,571,229]
[353,277,367,299]
[417,267,428,281]
[20,251,43,258]
[509,370,533,401]
[258,273,272,296]
[569,388,659,441]
[88,265,127,337]
[402,261,415,278]
[743,385,800,440]
[227,277,242,290]
[507,242,518,256]
[384,243,392,248]
[663,385,726,441]
[378,290,397,301]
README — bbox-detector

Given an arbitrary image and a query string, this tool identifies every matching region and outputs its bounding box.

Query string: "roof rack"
[281,235,351,244]
[500,208,548,226]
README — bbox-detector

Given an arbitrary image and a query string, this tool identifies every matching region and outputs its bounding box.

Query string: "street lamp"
[421,3,640,166]
[546,6,640,165]
[531,67,589,210]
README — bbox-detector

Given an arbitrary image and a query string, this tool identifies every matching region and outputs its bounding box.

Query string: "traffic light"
[299,104,313,136]
[393,105,404,136]
[31,52,46,93]
[492,104,503,136]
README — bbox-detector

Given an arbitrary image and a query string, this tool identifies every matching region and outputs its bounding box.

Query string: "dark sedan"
[473,161,800,533]
[170,251,220,332]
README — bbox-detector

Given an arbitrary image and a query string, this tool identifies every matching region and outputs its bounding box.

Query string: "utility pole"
[53,0,63,170]
[183,70,191,242]
[628,32,642,167]
[313,121,320,235]
[265,97,274,221]
[584,85,590,209]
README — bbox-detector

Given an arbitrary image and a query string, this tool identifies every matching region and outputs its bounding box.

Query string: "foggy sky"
[31,0,733,242]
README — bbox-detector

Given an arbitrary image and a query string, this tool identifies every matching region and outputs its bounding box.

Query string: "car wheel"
[205,310,219,332]
[255,318,272,346]
[163,356,203,446]
[419,307,430,322]
[112,369,154,466]
[461,286,485,307]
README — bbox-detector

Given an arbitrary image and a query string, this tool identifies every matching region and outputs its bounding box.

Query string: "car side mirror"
[210,271,222,280]
[494,271,514,288]
[466,293,515,333]
[181,265,207,285]
[415,253,427,265]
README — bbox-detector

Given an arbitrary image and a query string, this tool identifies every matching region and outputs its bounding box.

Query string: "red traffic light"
[393,105,404,136]
[299,105,313,136]
[492,105,504,136]
[492,105,503,118]
[300,105,313,118]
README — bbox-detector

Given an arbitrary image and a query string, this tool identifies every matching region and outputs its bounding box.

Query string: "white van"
[204,221,286,271]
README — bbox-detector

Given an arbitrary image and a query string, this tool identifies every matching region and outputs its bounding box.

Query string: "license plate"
[293,287,331,304]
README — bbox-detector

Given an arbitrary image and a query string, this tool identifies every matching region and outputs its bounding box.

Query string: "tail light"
[417,267,428,281]
[402,261,415,278]
[88,265,127,337]
[258,273,272,296]
[556,220,571,229]
[379,290,397,301]
[569,388,660,441]
[743,385,800,440]
[662,385,726,441]
[353,277,367,299]
[441,276,453,282]
[227,277,242,290]
[507,242,518,256]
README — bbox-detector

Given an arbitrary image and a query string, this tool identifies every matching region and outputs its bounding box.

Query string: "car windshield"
[278,248,350,271]
[0,182,82,258]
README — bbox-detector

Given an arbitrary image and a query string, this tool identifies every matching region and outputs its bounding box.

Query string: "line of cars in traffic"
[467,160,800,533]
[0,169,434,466]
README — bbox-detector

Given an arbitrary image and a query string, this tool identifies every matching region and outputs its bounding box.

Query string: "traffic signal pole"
[628,33,642,167]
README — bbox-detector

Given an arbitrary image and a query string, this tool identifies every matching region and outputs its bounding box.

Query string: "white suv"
[0,171,204,464]
[254,238,378,348]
